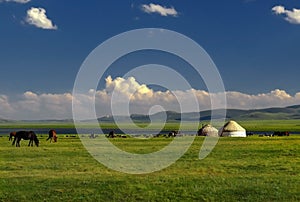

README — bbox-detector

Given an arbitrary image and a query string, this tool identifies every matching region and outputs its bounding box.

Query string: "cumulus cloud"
[141,3,178,17]
[0,0,30,3]
[272,5,300,24]
[224,89,296,109]
[0,95,14,117]
[25,7,57,30]
[0,76,300,120]
[0,92,73,120]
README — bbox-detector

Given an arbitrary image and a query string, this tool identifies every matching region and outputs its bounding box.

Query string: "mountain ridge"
[99,105,300,122]
[1,105,300,122]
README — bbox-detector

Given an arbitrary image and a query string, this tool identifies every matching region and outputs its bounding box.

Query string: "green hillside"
[98,105,300,122]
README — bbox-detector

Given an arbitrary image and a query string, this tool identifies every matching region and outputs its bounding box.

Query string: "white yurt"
[198,124,219,137]
[218,120,246,137]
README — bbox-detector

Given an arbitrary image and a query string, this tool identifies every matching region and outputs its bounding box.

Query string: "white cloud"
[0,77,300,120]
[272,5,300,24]
[14,92,72,120]
[0,0,30,3]
[0,95,14,117]
[141,3,178,17]
[25,7,57,30]
[224,89,296,109]
[272,5,285,14]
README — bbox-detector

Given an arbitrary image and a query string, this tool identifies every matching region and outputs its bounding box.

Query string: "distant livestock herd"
[258,131,290,137]
[7,128,290,147]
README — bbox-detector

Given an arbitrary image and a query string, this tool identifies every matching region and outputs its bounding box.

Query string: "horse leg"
[16,139,20,147]
[12,137,16,146]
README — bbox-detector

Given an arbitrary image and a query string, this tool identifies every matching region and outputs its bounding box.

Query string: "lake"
[0,128,299,136]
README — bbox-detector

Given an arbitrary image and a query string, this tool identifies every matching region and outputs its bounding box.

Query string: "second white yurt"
[218,120,246,137]
[198,124,219,137]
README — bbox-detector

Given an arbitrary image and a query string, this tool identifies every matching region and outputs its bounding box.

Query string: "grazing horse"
[9,131,16,141]
[12,131,39,147]
[107,131,115,138]
[47,129,57,143]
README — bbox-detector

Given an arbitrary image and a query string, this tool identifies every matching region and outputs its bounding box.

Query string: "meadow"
[0,133,299,201]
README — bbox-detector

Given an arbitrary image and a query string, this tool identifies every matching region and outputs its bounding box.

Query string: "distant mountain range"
[1,105,300,123]
[0,118,13,123]
[0,118,73,124]
[98,105,300,122]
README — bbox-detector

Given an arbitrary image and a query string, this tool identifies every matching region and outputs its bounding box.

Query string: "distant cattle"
[246,132,254,136]
[47,129,57,143]
[273,131,289,136]
[168,131,178,137]
[12,131,39,147]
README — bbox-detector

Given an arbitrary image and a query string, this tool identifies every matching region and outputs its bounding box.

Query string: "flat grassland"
[0,134,299,201]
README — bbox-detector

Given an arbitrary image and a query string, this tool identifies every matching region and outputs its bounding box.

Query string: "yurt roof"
[222,120,245,132]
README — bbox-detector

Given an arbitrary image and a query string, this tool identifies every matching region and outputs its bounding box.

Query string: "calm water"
[0,128,299,136]
[0,128,197,136]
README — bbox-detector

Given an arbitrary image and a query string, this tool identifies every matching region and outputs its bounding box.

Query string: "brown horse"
[12,131,39,147]
[47,129,57,143]
[9,131,16,141]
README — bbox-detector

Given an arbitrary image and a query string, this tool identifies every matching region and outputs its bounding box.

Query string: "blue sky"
[0,0,300,119]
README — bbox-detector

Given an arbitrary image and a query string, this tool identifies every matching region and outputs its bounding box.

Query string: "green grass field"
[0,134,299,201]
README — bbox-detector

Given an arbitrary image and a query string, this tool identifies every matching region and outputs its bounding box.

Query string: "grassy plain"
[0,134,299,201]
[1,119,300,132]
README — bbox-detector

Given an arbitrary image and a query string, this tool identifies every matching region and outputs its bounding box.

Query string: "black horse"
[107,131,115,138]
[12,131,39,147]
